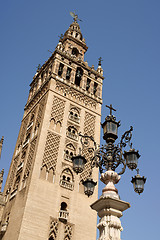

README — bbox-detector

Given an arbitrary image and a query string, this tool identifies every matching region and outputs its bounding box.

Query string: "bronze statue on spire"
[70,11,82,22]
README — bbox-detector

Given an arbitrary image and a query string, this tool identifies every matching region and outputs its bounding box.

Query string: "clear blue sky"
[0,0,160,239]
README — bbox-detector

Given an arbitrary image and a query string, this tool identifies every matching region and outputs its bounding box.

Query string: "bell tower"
[0,18,104,240]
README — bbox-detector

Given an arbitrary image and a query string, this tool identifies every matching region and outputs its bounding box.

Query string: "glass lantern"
[71,155,87,174]
[82,178,97,197]
[131,173,146,195]
[102,117,120,143]
[124,149,140,170]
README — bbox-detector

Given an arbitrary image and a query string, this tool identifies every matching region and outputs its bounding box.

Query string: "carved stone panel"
[41,131,61,171]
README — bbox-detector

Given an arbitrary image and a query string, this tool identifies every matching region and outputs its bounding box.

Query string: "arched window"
[61,202,67,211]
[72,47,79,57]
[86,78,91,92]
[93,82,98,95]
[60,168,74,191]
[67,126,78,140]
[69,108,80,123]
[66,67,72,80]
[64,143,75,161]
[75,67,83,86]
[59,201,69,222]
[58,63,64,77]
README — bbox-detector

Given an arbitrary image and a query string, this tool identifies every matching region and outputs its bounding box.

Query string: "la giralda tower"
[0,17,104,240]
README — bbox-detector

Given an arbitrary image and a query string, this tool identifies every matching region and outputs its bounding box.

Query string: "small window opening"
[72,48,79,57]
[93,82,98,95]
[66,67,72,80]
[72,130,75,134]
[75,67,83,86]
[67,177,70,182]
[63,175,66,180]
[58,63,64,77]
[66,150,69,155]
[61,202,67,211]
[86,78,91,91]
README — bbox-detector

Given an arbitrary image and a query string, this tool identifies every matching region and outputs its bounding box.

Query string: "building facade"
[0,19,103,240]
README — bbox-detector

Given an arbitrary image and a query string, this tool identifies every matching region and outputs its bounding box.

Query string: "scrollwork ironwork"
[79,126,133,175]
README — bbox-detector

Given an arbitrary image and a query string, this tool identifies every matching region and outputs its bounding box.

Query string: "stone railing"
[59,210,69,222]
[60,179,74,191]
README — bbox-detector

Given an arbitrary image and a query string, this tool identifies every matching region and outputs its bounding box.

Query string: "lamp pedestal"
[91,170,130,240]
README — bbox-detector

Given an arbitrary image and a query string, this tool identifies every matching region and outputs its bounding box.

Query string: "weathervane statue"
[70,11,82,22]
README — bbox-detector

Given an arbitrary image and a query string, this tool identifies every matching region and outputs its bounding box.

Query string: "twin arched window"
[67,126,78,140]
[69,108,80,123]
[60,168,74,191]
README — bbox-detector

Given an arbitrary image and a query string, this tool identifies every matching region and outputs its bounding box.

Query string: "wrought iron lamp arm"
[119,126,133,149]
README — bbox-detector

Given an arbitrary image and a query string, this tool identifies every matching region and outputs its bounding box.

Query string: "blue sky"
[0,0,160,239]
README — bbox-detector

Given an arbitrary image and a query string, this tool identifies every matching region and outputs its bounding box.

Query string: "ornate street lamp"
[131,169,146,195]
[71,154,86,174]
[124,145,140,170]
[102,104,120,143]
[71,104,146,239]
[72,104,146,195]
[82,178,97,197]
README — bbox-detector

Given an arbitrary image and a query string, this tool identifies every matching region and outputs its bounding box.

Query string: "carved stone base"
[91,171,130,240]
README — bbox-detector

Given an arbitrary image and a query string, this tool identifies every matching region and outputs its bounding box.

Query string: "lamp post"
[72,104,146,240]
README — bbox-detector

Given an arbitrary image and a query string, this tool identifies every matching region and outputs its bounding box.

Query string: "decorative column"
[91,170,130,240]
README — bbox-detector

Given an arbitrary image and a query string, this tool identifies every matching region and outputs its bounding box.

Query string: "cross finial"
[98,57,103,66]
[106,104,116,116]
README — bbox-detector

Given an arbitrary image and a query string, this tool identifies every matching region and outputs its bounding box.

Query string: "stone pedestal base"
[91,170,130,240]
